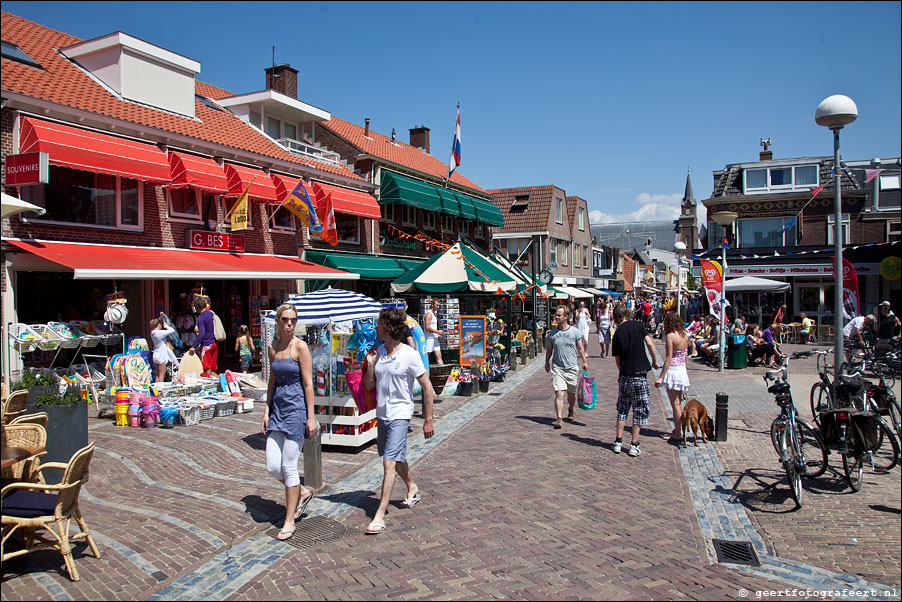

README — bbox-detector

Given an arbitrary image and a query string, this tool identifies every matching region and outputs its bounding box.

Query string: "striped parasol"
[263,287,382,325]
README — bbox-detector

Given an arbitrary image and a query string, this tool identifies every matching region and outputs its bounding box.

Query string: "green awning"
[380,171,443,212]
[397,258,426,272]
[380,170,503,226]
[306,250,405,280]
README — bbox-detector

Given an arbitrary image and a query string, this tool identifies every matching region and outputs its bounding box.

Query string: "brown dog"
[681,399,714,447]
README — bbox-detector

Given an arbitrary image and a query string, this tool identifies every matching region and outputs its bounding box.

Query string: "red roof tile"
[1,11,361,182]
[486,186,554,233]
[320,116,484,193]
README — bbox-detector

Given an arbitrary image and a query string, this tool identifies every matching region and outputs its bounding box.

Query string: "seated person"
[686,313,705,358]
[799,312,814,344]
[760,323,785,367]
[746,324,777,367]
[731,312,747,335]
[697,317,721,365]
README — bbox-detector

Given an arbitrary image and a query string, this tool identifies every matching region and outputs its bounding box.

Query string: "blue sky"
[5,1,900,226]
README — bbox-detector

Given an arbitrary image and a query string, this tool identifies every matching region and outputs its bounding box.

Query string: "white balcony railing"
[276,138,342,166]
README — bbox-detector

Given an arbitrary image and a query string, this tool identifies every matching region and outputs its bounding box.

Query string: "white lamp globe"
[815,95,858,129]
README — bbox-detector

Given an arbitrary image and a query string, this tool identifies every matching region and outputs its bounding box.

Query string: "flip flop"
[365,522,387,535]
[401,493,422,508]
[294,490,315,520]
[276,527,295,541]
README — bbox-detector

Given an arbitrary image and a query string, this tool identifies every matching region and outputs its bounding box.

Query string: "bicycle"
[765,350,829,508]
[841,360,900,472]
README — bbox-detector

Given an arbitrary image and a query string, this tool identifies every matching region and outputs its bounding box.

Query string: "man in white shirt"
[842,314,875,360]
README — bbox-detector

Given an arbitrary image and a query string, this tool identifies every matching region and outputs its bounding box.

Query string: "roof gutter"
[3,92,373,191]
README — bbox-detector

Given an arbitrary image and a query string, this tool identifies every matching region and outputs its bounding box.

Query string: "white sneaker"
[628,443,641,457]
[612,441,622,454]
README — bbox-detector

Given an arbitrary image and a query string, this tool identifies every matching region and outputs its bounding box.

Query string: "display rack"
[426,297,460,349]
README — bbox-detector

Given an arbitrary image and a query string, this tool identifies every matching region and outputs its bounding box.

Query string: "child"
[235,325,255,374]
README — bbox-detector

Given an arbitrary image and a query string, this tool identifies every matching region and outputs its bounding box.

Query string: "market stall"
[262,288,382,447]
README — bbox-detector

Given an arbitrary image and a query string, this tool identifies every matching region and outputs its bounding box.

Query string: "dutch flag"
[448,102,461,180]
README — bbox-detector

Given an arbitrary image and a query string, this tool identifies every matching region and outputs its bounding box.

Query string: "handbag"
[212,312,227,342]
[578,369,596,410]
[345,363,376,414]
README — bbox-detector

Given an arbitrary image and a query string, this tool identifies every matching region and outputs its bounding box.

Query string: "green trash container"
[727,334,748,369]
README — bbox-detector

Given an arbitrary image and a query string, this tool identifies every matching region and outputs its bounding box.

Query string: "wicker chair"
[2,389,28,423]
[1,443,99,581]
[0,423,47,484]
[9,412,49,429]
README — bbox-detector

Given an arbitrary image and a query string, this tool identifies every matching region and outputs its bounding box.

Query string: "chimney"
[759,137,773,161]
[265,64,299,99]
[409,125,430,153]
[364,118,370,137]
[391,128,396,143]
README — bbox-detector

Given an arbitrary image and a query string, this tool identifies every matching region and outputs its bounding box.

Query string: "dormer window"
[743,164,818,193]
[510,194,529,213]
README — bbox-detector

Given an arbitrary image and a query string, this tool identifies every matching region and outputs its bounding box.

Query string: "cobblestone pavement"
[2,341,900,600]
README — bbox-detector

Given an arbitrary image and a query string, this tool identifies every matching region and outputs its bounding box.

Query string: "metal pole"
[531,235,537,344]
[719,241,726,372]
[833,128,844,384]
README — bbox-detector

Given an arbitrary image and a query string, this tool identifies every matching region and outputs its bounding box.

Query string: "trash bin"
[727,334,748,369]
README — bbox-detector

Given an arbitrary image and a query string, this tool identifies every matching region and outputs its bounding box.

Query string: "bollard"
[527,340,536,359]
[715,392,729,442]
[509,350,518,371]
[303,429,323,490]
[520,344,528,365]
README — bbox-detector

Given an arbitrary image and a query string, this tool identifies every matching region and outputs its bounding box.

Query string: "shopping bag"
[578,370,596,410]
[345,367,376,414]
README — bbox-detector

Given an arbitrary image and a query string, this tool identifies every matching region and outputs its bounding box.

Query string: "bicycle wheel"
[784,459,803,507]
[770,417,786,457]
[870,416,900,472]
[885,398,902,444]
[842,452,863,492]
[809,382,830,424]
[796,418,829,478]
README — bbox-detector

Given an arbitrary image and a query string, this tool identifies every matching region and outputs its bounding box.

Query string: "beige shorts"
[551,365,580,393]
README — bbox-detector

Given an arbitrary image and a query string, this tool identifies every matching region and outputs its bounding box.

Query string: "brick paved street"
[2,342,900,600]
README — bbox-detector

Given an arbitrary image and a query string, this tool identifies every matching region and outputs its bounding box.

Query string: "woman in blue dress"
[262,304,318,540]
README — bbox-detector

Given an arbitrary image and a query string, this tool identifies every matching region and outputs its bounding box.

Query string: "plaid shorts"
[616,374,650,425]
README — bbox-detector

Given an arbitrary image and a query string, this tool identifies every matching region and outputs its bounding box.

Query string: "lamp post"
[816,95,857,384]
[674,241,687,321]
[712,211,738,372]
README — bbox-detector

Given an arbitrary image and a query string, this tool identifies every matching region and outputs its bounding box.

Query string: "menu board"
[459,316,486,367]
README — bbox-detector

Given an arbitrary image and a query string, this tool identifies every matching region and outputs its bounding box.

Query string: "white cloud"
[590,192,682,224]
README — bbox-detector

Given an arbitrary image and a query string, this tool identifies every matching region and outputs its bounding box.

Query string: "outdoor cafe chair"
[9,413,49,429]
[1,443,99,582]
[1,423,47,485]
[1,390,28,423]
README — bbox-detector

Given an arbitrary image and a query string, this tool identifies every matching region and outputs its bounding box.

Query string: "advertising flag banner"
[314,189,338,247]
[700,259,723,316]
[833,257,860,319]
[282,179,322,233]
[230,179,251,232]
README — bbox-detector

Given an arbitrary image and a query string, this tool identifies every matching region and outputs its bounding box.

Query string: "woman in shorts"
[655,312,690,442]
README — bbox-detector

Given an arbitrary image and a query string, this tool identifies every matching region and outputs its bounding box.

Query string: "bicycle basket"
[849,410,880,454]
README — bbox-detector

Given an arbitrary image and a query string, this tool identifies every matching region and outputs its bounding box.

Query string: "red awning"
[270,173,301,205]
[5,239,358,281]
[168,151,229,193]
[311,181,381,219]
[18,117,171,182]
[222,163,278,202]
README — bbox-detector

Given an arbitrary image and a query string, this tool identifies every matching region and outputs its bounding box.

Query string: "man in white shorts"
[545,305,589,429]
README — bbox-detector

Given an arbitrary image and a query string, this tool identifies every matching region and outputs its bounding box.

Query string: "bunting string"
[691,240,898,261]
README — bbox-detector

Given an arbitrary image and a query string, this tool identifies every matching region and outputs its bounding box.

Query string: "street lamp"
[674,241,687,321]
[712,211,738,372]
[816,94,857,384]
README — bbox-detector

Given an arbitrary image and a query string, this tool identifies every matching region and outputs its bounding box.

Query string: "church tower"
[677,170,698,249]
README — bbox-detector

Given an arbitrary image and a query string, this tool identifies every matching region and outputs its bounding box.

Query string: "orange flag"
[314,189,338,246]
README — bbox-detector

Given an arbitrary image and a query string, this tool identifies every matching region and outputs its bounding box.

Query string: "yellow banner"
[230,178,253,232]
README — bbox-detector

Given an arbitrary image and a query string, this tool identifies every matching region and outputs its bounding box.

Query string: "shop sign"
[380,235,417,250]
[5,152,49,186]
[188,230,245,252]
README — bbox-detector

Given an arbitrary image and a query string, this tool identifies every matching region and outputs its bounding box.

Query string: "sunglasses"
[280,317,298,324]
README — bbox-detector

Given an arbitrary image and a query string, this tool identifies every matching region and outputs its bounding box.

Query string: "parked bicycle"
[765,350,829,508]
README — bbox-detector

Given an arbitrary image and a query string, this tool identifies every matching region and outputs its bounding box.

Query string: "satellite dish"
[537,268,554,285]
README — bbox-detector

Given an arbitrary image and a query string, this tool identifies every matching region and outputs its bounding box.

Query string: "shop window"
[423,211,436,230]
[443,214,455,232]
[402,205,417,227]
[798,286,821,314]
[167,188,202,221]
[336,213,360,243]
[270,204,294,232]
[20,166,143,230]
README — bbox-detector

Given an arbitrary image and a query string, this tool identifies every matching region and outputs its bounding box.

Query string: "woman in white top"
[655,312,690,442]
[149,314,178,383]
[576,302,591,349]
[423,298,444,366]
[596,299,612,358]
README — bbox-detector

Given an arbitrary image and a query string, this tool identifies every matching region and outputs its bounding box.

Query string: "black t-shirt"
[876,312,897,339]
[612,320,651,374]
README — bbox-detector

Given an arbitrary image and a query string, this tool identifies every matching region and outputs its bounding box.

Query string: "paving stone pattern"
[1,343,899,600]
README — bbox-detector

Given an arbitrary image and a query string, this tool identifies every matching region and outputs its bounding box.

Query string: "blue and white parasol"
[263,288,382,325]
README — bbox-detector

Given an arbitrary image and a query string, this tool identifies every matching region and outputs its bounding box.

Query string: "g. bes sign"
[188,230,245,252]
[5,152,49,186]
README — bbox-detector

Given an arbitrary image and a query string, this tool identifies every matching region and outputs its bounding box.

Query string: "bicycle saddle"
[768,381,791,395]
